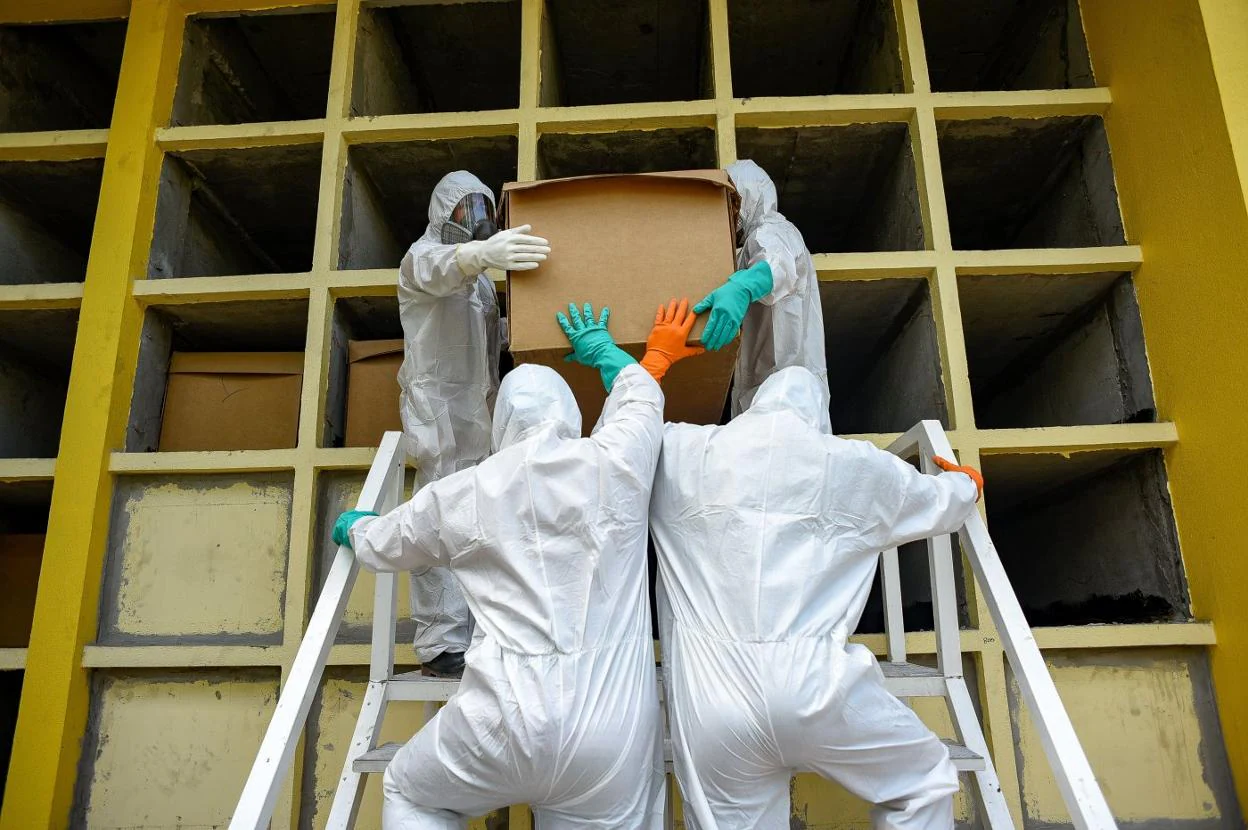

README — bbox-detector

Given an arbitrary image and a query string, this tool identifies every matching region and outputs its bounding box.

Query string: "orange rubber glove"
[639,298,707,383]
[933,455,983,502]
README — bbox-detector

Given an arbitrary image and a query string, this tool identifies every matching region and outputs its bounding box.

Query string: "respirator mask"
[442,192,498,245]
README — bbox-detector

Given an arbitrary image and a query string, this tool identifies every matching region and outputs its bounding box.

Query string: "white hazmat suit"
[726,159,829,416]
[397,171,503,662]
[651,366,978,830]
[351,363,667,829]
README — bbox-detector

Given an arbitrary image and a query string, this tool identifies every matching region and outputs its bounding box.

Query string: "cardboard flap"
[169,351,305,376]
[502,168,735,197]
[348,339,405,363]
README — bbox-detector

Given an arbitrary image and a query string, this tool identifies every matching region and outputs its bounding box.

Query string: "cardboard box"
[502,171,740,430]
[0,533,43,648]
[345,339,404,447]
[159,352,304,451]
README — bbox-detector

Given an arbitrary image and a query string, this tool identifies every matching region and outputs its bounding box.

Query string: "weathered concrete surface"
[0,159,104,285]
[171,10,334,126]
[149,144,323,277]
[919,0,1094,92]
[341,136,518,270]
[984,450,1187,626]
[0,20,125,132]
[544,0,709,106]
[939,116,1125,250]
[352,2,521,116]
[537,127,716,180]
[729,0,903,98]
[961,272,1155,428]
[820,279,946,434]
[0,308,77,459]
[736,123,924,253]
[101,474,293,644]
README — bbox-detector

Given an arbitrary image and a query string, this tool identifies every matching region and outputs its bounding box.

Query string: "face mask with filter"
[442,192,499,245]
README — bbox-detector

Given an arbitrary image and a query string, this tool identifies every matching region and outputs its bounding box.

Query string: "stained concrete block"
[0,308,77,459]
[542,0,710,106]
[339,136,518,270]
[0,21,125,133]
[351,2,521,117]
[537,128,717,180]
[736,123,924,254]
[0,159,104,285]
[939,116,1125,250]
[171,10,334,126]
[728,0,903,98]
[820,279,947,435]
[919,0,1094,92]
[149,144,323,278]
[984,450,1187,626]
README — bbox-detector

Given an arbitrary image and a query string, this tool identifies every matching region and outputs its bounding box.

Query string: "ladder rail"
[889,421,1116,830]
[230,431,407,830]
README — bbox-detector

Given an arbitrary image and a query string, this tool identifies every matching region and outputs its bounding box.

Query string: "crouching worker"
[651,366,984,830]
[334,301,686,829]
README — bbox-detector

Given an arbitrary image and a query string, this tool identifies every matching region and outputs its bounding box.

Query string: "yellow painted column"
[0,2,185,827]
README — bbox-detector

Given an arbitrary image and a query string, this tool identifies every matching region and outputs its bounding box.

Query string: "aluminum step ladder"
[230,424,1118,830]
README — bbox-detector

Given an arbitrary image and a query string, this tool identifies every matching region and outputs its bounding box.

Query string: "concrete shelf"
[918,0,1095,92]
[539,0,712,107]
[126,299,310,454]
[960,271,1155,429]
[983,448,1188,627]
[338,135,518,271]
[820,278,947,435]
[728,0,904,98]
[736,123,924,254]
[0,159,104,285]
[148,143,324,279]
[0,19,126,134]
[352,1,521,117]
[536,126,717,179]
[0,307,77,460]
[171,9,335,127]
[938,115,1125,250]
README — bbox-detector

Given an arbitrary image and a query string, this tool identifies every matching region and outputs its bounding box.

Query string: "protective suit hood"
[745,365,832,434]
[491,364,582,451]
[727,159,780,236]
[426,170,496,243]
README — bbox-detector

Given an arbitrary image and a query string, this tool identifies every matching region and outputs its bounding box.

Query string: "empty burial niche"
[171,8,335,126]
[352,1,521,116]
[0,480,51,651]
[984,450,1188,626]
[736,124,924,254]
[537,128,717,180]
[148,143,323,278]
[0,19,126,133]
[0,159,104,285]
[939,116,1124,250]
[918,0,1094,92]
[324,294,403,448]
[728,0,904,98]
[855,540,970,634]
[0,671,20,803]
[125,299,309,452]
[540,0,711,106]
[339,136,518,270]
[0,308,78,459]
[960,272,1155,429]
[821,280,947,435]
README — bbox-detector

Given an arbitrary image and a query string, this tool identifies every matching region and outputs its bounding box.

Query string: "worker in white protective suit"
[395,170,550,677]
[650,366,985,830]
[333,296,699,827]
[693,159,829,416]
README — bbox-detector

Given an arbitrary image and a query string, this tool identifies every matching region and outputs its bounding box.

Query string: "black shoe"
[421,650,465,678]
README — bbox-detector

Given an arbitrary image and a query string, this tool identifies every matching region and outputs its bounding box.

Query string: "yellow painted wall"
[1082,0,1248,808]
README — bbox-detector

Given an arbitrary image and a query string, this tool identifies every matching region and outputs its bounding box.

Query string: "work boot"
[421,650,465,678]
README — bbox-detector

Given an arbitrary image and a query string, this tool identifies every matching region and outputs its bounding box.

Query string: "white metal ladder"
[230,423,1117,830]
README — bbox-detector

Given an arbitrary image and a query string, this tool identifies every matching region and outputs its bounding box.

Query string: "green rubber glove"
[556,301,638,392]
[692,260,774,351]
[333,509,378,549]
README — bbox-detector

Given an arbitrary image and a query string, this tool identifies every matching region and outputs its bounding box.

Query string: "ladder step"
[385,672,462,702]
[354,740,984,774]
[880,661,947,698]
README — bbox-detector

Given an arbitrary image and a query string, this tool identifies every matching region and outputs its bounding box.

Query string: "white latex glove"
[456,224,551,275]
